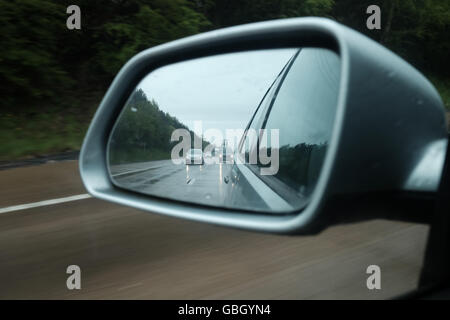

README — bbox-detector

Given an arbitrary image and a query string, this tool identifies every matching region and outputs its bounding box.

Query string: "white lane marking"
[0,194,92,214]
[112,167,152,177]
[111,165,163,178]
[117,282,143,291]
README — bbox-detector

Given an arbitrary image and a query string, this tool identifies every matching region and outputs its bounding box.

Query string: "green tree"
[333,0,450,76]
[0,0,69,110]
[202,0,334,27]
[92,0,211,77]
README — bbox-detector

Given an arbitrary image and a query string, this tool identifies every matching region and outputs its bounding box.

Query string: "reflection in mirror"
[108,48,340,214]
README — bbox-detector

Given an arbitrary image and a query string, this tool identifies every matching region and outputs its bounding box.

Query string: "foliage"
[0,0,210,112]
[333,0,450,77]
[0,0,449,160]
[0,0,69,109]
[1,0,448,112]
[200,0,334,27]
[109,89,206,164]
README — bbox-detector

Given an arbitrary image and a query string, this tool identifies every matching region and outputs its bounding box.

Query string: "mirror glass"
[107,48,341,214]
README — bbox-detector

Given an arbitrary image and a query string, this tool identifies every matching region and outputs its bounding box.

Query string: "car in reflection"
[185,148,204,165]
[219,146,234,164]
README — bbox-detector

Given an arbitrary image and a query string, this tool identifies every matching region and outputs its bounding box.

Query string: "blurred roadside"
[1,1,449,162]
[0,151,79,171]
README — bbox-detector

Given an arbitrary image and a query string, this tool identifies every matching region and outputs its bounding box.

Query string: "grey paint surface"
[80,17,448,235]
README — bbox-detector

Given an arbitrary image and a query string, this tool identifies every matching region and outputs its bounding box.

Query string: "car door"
[226,47,340,212]
[224,54,293,211]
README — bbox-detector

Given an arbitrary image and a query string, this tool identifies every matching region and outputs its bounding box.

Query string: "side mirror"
[80,18,448,235]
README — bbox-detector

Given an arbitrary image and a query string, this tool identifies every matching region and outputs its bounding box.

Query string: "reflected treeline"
[109,89,205,164]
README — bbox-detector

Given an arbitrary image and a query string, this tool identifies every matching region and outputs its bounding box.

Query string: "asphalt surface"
[111,159,229,208]
[0,160,429,299]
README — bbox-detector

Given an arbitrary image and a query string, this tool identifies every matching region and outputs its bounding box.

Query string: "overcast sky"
[137,49,297,147]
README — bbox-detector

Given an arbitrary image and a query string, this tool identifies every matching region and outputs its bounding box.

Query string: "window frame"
[244,48,340,208]
[237,50,300,158]
[242,49,310,207]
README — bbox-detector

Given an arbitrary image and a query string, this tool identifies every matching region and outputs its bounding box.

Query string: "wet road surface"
[0,160,429,299]
[111,159,229,207]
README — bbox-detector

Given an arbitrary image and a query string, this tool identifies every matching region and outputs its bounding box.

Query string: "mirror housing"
[80,17,448,235]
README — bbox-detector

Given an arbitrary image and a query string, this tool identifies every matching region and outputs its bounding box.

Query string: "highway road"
[110,159,229,208]
[0,160,429,299]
